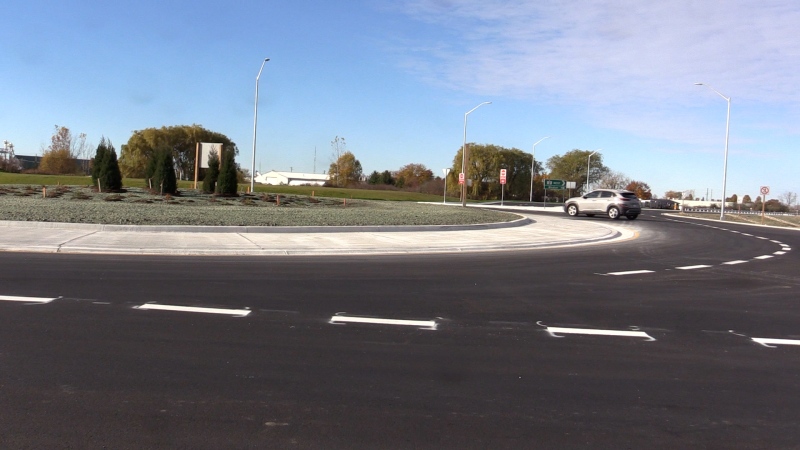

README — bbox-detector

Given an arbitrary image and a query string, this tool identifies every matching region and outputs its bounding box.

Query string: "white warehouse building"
[253,170,329,186]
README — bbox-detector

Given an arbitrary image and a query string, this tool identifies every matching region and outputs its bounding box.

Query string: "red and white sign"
[458,172,465,185]
[760,186,770,196]
[499,169,507,185]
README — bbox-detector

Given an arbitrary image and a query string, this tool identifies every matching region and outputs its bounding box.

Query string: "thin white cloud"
[391,0,800,106]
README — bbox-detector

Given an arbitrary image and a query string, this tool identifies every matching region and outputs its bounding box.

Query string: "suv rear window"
[620,192,638,199]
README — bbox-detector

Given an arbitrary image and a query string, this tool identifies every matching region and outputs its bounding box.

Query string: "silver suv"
[564,189,641,220]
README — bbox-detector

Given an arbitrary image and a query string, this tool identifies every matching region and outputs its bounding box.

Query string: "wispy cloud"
[391,0,800,107]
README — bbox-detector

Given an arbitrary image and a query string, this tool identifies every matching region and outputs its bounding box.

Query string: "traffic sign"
[760,186,770,195]
[458,172,465,185]
[544,179,566,189]
[499,169,507,185]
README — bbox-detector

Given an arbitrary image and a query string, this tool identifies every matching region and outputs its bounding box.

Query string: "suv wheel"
[567,204,579,216]
[607,206,620,219]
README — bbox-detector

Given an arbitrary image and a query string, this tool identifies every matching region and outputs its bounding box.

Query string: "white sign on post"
[200,143,223,169]
[500,169,507,185]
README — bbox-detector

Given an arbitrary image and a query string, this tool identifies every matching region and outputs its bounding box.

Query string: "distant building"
[254,170,329,186]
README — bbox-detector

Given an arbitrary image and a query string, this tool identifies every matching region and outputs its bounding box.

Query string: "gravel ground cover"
[0,185,518,226]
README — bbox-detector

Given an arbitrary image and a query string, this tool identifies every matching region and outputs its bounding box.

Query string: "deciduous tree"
[328,150,363,187]
[625,181,652,199]
[39,125,81,175]
[394,163,433,189]
[546,149,609,195]
[119,125,236,179]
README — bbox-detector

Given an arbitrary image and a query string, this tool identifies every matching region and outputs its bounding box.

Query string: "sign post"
[499,169,507,206]
[760,186,770,223]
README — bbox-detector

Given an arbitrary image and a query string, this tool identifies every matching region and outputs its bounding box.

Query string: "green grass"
[0,172,453,202]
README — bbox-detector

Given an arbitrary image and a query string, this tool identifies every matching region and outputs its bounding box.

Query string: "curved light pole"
[586,149,600,192]
[529,136,549,202]
[695,82,731,221]
[250,58,270,193]
[461,101,492,207]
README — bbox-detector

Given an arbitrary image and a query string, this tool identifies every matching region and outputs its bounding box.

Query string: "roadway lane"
[1,211,799,448]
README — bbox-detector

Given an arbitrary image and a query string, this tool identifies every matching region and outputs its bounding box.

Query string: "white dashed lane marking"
[542,325,655,341]
[605,270,655,276]
[752,338,800,348]
[135,303,251,317]
[0,295,58,303]
[330,314,438,330]
[676,265,713,270]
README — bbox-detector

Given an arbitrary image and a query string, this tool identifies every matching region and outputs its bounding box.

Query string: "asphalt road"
[1,211,799,449]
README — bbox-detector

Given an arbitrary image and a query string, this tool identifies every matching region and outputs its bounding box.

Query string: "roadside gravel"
[0,185,518,226]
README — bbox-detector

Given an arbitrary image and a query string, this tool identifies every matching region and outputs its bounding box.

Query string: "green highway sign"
[544,179,566,189]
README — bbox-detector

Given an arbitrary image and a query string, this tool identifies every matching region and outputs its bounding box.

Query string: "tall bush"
[151,147,177,195]
[202,150,220,193]
[216,148,238,196]
[92,138,122,192]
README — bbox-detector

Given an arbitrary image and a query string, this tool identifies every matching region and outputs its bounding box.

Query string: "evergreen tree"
[151,146,177,195]
[92,137,122,192]
[216,147,239,196]
[202,150,220,193]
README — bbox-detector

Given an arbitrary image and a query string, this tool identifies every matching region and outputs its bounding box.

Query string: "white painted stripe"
[729,231,740,233]
[0,295,57,304]
[782,247,792,251]
[752,338,800,348]
[136,303,251,317]
[774,251,787,255]
[606,270,655,276]
[770,240,783,244]
[742,233,753,237]
[754,255,774,260]
[721,260,748,265]
[330,315,437,330]
[756,236,769,240]
[546,326,655,340]
[676,265,712,270]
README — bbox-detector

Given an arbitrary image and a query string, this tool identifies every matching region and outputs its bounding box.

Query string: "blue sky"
[2,0,799,200]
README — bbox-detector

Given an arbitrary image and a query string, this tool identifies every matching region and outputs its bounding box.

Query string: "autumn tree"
[39,125,82,174]
[596,170,631,190]
[119,125,236,179]
[328,151,363,187]
[625,181,652,199]
[394,163,433,189]
[664,190,683,199]
[91,138,122,192]
[546,149,609,195]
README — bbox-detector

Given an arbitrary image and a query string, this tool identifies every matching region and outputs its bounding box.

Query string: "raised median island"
[0,185,518,227]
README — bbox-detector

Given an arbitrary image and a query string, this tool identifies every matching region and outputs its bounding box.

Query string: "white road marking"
[606,270,655,276]
[756,236,769,240]
[329,315,437,330]
[135,303,251,317]
[782,247,792,251]
[721,260,748,265]
[774,251,787,255]
[754,255,774,260]
[675,265,712,270]
[770,240,783,244]
[545,326,655,341]
[741,233,753,236]
[752,338,800,348]
[0,295,57,303]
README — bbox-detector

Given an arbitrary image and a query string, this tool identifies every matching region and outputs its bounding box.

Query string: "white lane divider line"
[741,233,754,237]
[329,314,437,330]
[721,260,748,265]
[756,236,769,240]
[782,246,792,251]
[0,295,58,304]
[605,270,655,276]
[770,240,783,244]
[135,303,251,317]
[774,251,787,255]
[754,255,774,260]
[544,326,655,341]
[752,338,800,348]
[675,265,713,270]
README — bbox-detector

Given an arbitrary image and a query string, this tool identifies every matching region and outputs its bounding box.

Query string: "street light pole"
[695,82,731,221]
[250,58,270,193]
[586,149,600,192]
[529,136,549,202]
[461,101,491,207]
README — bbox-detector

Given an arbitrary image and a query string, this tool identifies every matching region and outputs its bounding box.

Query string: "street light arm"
[694,82,729,101]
